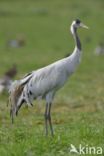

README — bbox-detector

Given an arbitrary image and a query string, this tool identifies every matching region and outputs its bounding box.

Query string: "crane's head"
[70,19,88,34]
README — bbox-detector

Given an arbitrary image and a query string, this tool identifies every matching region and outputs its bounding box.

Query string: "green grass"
[0,0,104,155]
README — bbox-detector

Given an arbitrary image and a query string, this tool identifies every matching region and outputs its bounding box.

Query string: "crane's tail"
[9,74,33,123]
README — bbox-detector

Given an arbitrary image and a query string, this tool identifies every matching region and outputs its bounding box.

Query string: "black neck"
[73,27,81,51]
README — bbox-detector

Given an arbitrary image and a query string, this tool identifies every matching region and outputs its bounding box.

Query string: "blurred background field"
[0,0,104,155]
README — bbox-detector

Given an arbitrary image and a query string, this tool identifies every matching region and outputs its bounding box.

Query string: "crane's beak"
[80,23,89,29]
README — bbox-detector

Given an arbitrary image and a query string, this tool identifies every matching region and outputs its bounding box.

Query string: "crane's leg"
[48,103,54,136]
[44,103,48,136]
[44,102,54,136]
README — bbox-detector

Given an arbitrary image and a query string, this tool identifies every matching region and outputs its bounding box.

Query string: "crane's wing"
[28,63,65,99]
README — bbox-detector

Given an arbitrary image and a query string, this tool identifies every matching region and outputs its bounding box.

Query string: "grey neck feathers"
[73,27,81,51]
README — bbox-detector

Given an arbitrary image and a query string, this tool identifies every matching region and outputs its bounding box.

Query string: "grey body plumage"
[9,19,88,136]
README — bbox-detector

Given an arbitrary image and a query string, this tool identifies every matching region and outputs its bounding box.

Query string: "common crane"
[9,19,88,136]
